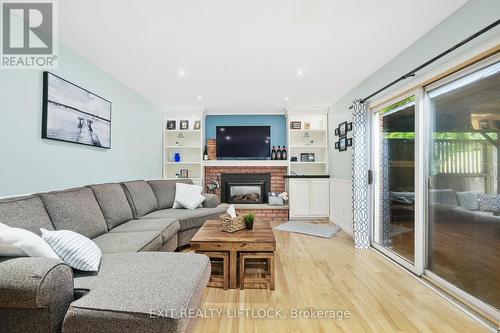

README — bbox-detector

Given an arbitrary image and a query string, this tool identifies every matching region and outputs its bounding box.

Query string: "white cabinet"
[289,179,330,218]
[289,180,310,217]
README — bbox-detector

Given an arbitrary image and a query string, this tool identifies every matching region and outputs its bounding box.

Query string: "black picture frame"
[166,120,176,130]
[339,137,348,151]
[290,121,301,130]
[338,121,348,137]
[180,120,189,130]
[42,72,112,149]
[347,122,353,131]
[334,128,339,136]
[347,138,353,146]
[335,141,339,149]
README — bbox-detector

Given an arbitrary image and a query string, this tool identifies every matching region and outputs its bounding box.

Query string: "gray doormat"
[273,221,340,238]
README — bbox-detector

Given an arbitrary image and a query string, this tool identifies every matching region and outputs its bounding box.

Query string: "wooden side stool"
[239,252,275,290]
[196,251,229,290]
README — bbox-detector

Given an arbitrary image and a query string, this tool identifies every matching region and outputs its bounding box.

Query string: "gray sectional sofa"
[0,179,226,333]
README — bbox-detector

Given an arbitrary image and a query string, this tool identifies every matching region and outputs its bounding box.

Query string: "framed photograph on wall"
[339,137,348,151]
[335,128,339,136]
[290,121,301,130]
[193,120,201,130]
[347,138,353,146]
[338,121,348,137]
[347,122,353,131]
[42,72,112,149]
[335,141,339,149]
[166,120,176,130]
[180,120,189,130]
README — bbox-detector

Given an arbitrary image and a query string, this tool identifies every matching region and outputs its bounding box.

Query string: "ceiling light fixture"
[178,69,185,77]
[296,69,304,76]
[197,95,203,100]
[284,97,289,102]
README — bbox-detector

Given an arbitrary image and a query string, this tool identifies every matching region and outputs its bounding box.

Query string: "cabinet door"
[309,180,330,217]
[289,180,310,217]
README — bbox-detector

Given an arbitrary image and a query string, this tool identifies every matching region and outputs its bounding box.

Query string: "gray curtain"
[351,99,370,248]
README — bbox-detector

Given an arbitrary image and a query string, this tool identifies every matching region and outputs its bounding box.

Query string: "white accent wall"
[329,178,353,236]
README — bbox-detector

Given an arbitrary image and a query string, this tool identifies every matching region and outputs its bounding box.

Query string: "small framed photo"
[335,128,339,136]
[166,120,176,130]
[304,122,311,129]
[339,137,348,151]
[338,121,348,137]
[347,122,353,131]
[290,121,301,130]
[180,120,189,130]
[335,141,339,149]
[347,138,353,147]
[180,169,189,178]
[300,153,309,162]
[193,120,201,130]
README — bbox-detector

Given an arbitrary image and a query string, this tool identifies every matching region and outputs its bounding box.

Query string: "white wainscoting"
[329,177,353,237]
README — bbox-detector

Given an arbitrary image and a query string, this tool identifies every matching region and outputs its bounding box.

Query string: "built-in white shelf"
[203,160,288,167]
[290,162,326,164]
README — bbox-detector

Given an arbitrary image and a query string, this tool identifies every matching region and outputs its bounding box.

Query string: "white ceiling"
[59,0,467,111]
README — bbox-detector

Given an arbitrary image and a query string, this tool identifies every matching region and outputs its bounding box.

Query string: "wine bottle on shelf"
[271,146,277,160]
[203,146,208,161]
[281,146,287,160]
[276,146,282,160]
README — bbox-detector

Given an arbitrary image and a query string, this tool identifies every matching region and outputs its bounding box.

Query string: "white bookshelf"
[162,113,203,185]
[287,111,328,175]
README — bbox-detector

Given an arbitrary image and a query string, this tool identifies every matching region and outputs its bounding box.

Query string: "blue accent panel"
[205,115,287,147]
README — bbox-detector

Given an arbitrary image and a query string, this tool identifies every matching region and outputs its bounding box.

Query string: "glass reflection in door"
[374,96,416,263]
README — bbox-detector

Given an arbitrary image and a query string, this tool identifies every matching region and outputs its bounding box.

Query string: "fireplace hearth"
[221,173,271,204]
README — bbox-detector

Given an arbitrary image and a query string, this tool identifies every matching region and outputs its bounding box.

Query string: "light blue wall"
[205,115,287,147]
[0,46,162,197]
[329,0,500,180]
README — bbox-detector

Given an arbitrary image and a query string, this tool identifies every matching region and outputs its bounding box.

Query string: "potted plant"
[244,212,255,230]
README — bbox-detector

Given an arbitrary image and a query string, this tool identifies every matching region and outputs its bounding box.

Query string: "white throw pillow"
[0,223,59,258]
[41,228,102,271]
[173,183,205,209]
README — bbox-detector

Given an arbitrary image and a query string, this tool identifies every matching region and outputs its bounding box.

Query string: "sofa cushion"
[147,179,193,209]
[478,193,500,212]
[89,183,134,229]
[0,195,54,236]
[109,218,180,243]
[142,206,227,231]
[429,189,458,206]
[456,191,481,211]
[68,252,210,333]
[92,232,162,254]
[40,188,108,239]
[122,181,159,218]
[202,193,220,208]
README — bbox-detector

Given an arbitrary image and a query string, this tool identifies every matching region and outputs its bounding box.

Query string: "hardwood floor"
[189,221,488,333]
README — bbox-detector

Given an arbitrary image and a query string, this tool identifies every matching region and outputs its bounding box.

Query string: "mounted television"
[216,126,271,159]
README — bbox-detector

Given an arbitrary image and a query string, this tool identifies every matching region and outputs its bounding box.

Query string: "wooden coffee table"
[191,220,276,289]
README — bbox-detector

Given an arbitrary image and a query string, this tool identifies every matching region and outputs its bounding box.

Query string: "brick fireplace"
[204,166,287,199]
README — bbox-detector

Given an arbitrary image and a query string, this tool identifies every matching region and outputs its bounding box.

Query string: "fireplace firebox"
[221,173,271,204]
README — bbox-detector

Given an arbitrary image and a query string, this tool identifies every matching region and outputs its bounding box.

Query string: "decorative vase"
[174,152,181,162]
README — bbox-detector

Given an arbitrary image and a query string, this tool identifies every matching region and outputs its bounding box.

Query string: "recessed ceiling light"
[197,95,203,100]
[284,97,289,101]
[296,69,304,76]
[178,69,185,77]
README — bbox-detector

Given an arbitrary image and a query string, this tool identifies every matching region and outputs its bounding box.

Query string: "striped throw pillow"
[41,228,102,271]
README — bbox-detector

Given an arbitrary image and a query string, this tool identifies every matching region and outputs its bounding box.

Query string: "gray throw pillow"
[456,191,481,211]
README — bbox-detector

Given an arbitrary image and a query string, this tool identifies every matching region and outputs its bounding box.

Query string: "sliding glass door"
[425,58,500,313]
[371,93,423,272]
[370,54,499,320]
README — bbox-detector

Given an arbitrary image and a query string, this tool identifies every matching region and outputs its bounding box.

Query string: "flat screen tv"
[216,126,271,159]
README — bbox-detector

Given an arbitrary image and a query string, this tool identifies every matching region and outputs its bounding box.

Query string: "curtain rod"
[349,19,500,109]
